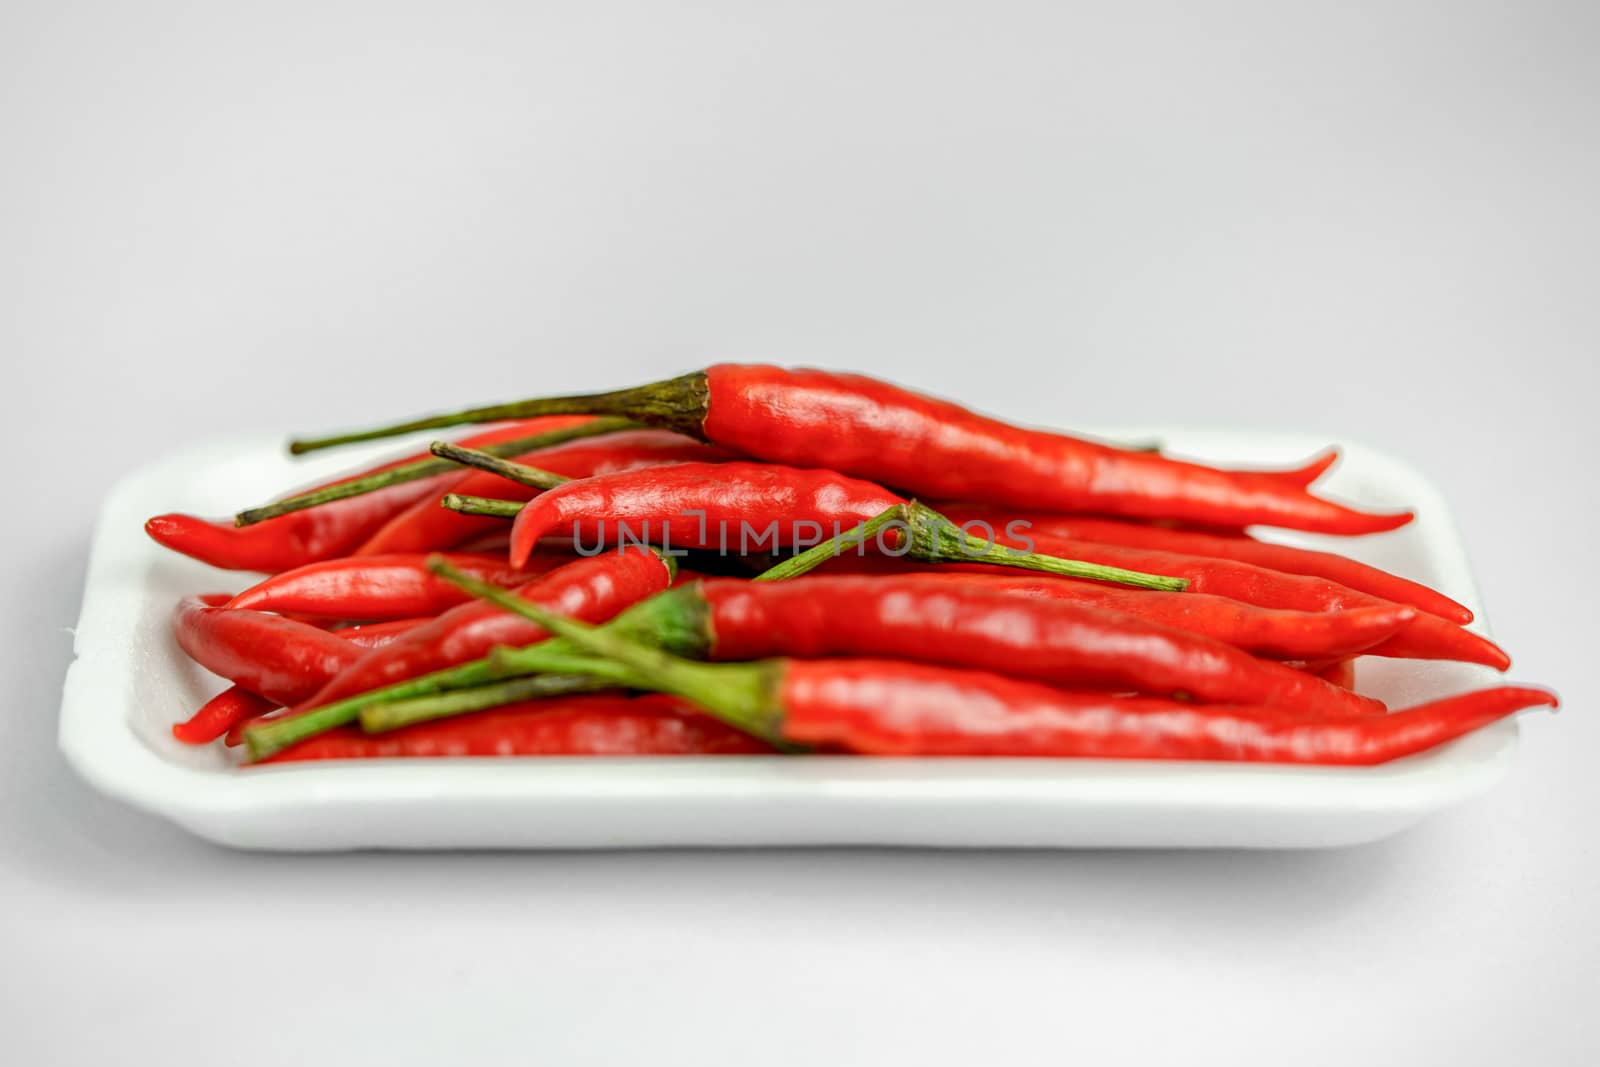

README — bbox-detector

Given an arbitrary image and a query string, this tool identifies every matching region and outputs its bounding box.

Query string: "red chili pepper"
[272,547,675,729]
[172,686,277,745]
[940,507,1472,624]
[146,420,585,572]
[1003,532,1509,669]
[614,576,1384,718]
[700,366,1412,533]
[225,553,563,619]
[469,593,1554,765]
[355,429,739,556]
[290,367,1412,535]
[173,617,432,745]
[809,558,1414,660]
[259,693,771,762]
[509,461,904,567]
[773,667,1554,762]
[172,594,366,705]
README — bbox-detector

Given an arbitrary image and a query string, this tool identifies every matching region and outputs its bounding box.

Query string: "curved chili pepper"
[260,694,771,762]
[145,485,442,575]
[147,420,584,572]
[226,553,563,619]
[289,366,1412,535]
[508,461,905,568]
[809,559,1414,660]
[174,617,432,745]
[1007,532,1509,669]
[357,429,738,556]
[172,594,366,705]
[444,579,1554,765]
[239,548,677,759]
[608,577,1384,718]
[172,686,277,745]
[940,507,1472,624]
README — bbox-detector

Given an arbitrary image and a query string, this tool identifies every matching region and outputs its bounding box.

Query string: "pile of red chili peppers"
[144,364,1555,766]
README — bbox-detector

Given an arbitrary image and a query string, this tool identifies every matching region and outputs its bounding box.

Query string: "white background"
[4,2,1596,1063]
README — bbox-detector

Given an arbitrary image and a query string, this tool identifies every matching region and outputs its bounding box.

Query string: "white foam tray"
[60,429,1516,850]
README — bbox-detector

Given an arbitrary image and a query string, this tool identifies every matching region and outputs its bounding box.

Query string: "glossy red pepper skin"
[260,694,771,762]
[145,485,443,575]
[145,419,585,572]
[508,461,903,568]
[940,508,1472,624]
[698,365,1412,535]
[333,617,437,648]
[811,558,1414,660]
[775,662,1555,762]
[683,577,1383,718]
[357,429,738,556]
[173,618,431,745]
[1010,532,1509,669]
[295,548,675,712]
[226,553,562,619]
[172,595,365,705]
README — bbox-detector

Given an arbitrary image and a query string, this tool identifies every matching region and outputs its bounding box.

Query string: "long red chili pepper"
[239,548,677,759]
[604,576,1384,718]
[1001,532,1509,669]
[147,420,586,572]
[508,461,905,567]
[260,694,771,762]
[809,559,1414,660]
[146,486,444,575]
[288,365,1412,535]
[772,667,1553,762]
[940,507,1472,624]
[225,553,563,619]
[449,576,1555,765]
[357,429,738,556]
[171,612,432,744]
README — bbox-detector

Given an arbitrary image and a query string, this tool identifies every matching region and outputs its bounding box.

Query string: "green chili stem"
[243,659,515,761]
[236,417,635,526]
[357,674,612,733]
[441,494,525,518]
[753,501,1187,591]
[429,441,570,490]
[288,373,710,454]
[903,502,1190,591]
[430,558,781,741]
[755,505,907,581]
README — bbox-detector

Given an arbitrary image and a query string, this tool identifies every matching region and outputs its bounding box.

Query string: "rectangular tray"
[59,429,1515,850]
